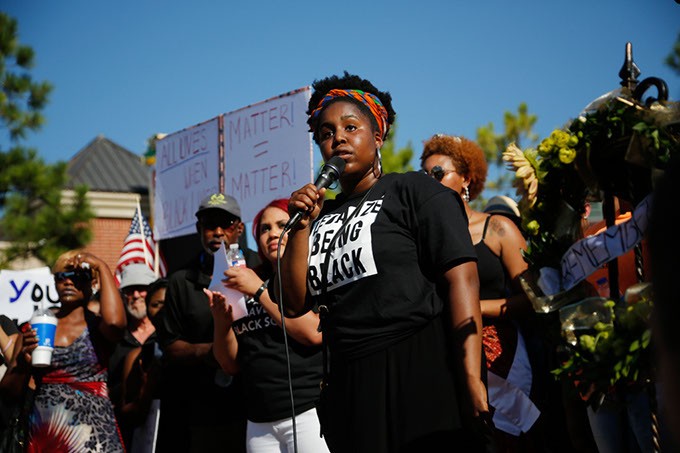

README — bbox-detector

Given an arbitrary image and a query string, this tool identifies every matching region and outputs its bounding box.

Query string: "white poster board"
[224,87,313,222]
[154,117,221,240]
[0,267,59,324]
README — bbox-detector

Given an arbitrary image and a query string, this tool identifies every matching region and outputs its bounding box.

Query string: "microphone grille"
[326,156,346,176]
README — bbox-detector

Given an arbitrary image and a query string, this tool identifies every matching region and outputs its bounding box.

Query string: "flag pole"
[154,241,160,278]
[137,197,151,268]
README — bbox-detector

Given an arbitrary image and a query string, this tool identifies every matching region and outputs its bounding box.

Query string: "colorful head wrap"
[309,89,389,139]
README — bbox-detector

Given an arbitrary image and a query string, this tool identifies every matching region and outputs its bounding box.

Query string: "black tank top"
[475,216,518,377]
[474,216,508,300]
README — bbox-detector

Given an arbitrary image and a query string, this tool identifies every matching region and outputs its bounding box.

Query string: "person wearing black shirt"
[207,198,329,452]
[108,263,158,448]
[276,73,488,452]
[155,193,259,452]
[0,315,20,436]
[421,134,540,450]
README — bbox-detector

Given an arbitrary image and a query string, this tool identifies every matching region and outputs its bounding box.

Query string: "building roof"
[66,135,149,194]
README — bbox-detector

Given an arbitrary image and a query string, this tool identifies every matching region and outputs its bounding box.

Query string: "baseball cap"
[195,193,241,219]
[119,263,156,291]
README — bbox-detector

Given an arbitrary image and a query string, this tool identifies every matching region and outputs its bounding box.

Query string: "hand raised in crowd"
[222,266,262,298]
[71,252,105,275]
[17,323,39,368]
[287,184,327,230]
[204,288,234,330]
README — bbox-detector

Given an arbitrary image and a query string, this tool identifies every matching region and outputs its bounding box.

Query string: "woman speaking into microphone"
[275,72,489,453]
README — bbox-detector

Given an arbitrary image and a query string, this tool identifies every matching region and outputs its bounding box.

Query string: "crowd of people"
[0,72,678,453]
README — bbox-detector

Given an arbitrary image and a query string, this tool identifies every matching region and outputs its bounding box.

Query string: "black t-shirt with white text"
[307,172,476,360]
[232,296,322,422]
[155,249,259,424]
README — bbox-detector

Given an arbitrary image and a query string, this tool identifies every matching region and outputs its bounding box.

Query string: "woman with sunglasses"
[276,73,488,452]
[421,134,540,450]
[12,251,127,452]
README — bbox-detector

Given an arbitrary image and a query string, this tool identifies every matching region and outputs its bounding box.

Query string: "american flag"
[115,209,167,285]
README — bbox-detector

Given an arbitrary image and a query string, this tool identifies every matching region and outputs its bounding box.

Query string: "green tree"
[476,102,539,195]
[381,122,414,174]
[665,31,680,77]
[0,14,52,141]
[0,13,93,267]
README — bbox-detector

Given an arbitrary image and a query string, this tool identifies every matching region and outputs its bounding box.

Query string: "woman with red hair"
[421,134,540,450]
[207,198,329,453]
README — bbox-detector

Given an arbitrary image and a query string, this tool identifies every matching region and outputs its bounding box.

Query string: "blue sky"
[2,1,679,181]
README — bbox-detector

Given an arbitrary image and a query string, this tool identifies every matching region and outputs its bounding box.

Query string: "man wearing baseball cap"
[109,263,158,448]
[155,193,259,452]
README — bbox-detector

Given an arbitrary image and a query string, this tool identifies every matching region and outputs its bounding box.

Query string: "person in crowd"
[120,278,168,453]
[421,134,540,450]
[580,194,657,453]
[0,315,19,381]
[584,196,650,299]
[11,251,126,451]
[206,198,328,453]
[109,262,158,445]
[154,192,259,452]
[144,278,167,321]
[276,72,488,452]
[483,195,522,233]
[649,157,680,447]
[0,315,21,441]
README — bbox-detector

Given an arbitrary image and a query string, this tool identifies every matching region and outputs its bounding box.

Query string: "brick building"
[63,135,151,273]
[2,135,209,274]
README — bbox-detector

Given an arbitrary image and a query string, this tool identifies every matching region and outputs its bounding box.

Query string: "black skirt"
[319,316,469,453]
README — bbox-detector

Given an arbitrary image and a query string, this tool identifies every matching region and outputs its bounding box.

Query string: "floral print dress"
[28,327,124,453]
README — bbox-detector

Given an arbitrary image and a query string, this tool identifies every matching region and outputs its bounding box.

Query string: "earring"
[375,148,383,176]
[463,186,470,203]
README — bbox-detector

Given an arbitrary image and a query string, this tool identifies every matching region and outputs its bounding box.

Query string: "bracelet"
[2,337,14,354]
[253,280,268,303]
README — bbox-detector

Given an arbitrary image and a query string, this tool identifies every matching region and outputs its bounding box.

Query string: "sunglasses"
[200,217,240,230]
[54,270,93,284]
[122,286,148,296]
[422,165,457,182]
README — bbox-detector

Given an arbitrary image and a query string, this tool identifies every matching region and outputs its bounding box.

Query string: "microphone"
[284,156,346,232]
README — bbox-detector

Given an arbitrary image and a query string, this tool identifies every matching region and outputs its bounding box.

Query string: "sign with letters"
[224,87,313,222]
[560,194,651,291]
[537,193,652,296]
[0,267,59,325]
[154,117,221,240]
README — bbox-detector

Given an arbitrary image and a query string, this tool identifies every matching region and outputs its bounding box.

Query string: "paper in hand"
[208,242,248,321]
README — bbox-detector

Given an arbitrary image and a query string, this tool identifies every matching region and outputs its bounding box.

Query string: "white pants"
[246,407,330,453]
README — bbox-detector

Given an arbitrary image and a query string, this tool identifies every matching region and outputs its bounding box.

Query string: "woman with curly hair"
[276,72,488,452]
[421,134,540,450]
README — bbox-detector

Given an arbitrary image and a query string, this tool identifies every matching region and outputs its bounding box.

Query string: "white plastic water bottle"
[226,243,246,269]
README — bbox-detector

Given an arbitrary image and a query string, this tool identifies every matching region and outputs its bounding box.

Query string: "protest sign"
[0,267,59,324]
[208,242,248,321]
[224,87,313,222]
[560,194,651,292]
[154,117,221,240]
